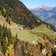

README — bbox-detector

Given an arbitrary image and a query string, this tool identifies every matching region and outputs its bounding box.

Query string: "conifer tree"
[21,44,25,56]
[7,28,12,44]
[0,25,2,43]
[27,52,30,56]
[1,40,7,54]
[14,34,20,47]
[1,32,7,54]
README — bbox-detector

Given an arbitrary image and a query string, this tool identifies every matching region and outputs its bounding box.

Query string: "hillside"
[0,0,56,56]
[0,14,56,56]
[0,0,41,28]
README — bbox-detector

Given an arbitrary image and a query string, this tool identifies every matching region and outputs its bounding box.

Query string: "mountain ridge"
[31,6,56,29]
[0,0,42,29]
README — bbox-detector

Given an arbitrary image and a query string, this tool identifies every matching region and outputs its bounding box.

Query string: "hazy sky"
[20,0,56,9]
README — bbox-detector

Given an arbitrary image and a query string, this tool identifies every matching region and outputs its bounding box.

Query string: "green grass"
[10,25,40,43]
[32,24,51,32]
[31,24,56,39]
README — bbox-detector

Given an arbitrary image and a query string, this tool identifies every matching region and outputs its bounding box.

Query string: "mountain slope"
[0,0,41,28]
[0,0,55,44]
[0,15,37,43]
[0,0,56,56]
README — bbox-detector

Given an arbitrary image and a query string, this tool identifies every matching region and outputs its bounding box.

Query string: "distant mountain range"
[31,6,56,28]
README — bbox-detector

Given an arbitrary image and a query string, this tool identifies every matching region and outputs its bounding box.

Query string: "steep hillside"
[0,14,56,56]
[0,0,41,28]
[0,0,56,56]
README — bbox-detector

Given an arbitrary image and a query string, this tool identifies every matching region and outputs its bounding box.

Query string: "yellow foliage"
[5,36,8,44]
[48,52,52,56]
[5,44,14,56]
[0,43,2,48]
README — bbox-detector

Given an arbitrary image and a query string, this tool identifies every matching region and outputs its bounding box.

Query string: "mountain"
[31,6,56,28]
[0,0,41,28]
[0,0,56,56]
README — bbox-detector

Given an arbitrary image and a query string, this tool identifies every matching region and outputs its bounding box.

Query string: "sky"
[20,0,56,9]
